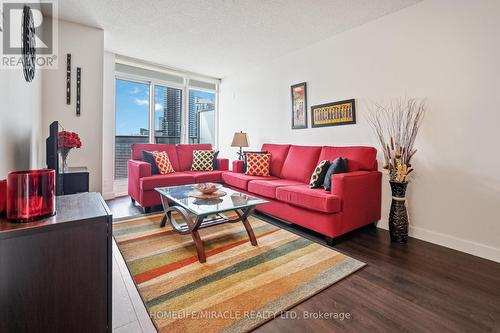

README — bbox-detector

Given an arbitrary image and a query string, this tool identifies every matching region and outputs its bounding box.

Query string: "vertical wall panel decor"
[76,67,81,116]
[66,54,71,105]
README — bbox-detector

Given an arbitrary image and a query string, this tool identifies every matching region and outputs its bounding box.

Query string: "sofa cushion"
[140,172,195,191]
[280,145,322,183]
[191,150,215,171]
[131,144,180,171]
[176,144,212,171]
[142,151,160,175]
[184,170,223,183]
[323,157,348,191]
[309,160,330,188]
[276,185,341,213]
[153,151,175,174]
[261,144,291,177]
[245,153,271,176]
[222,172,278,190]
[242,150,268,173]
[248,179,304,199]
[318,146,377,172]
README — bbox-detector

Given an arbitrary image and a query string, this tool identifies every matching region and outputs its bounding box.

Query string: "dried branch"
[365,97,426,183]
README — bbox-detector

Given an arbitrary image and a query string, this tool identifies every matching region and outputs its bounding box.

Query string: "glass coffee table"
[155,184,268,263]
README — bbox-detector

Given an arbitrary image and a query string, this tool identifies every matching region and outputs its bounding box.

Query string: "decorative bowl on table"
[194,183,222,194]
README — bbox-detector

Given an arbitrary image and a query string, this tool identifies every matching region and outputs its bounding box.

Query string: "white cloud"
[134,98,149,106]
[130,87,140,94]
[155,103,163,111]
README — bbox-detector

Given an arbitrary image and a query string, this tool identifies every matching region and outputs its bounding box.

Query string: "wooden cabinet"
[59,167,90,195]
[0,193,112,332]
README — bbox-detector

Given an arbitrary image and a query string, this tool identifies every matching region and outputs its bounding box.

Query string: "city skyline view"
[115,79,215,136]
[114,78,216,179]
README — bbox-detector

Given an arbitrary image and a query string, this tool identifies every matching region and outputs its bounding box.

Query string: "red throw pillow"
[153,151,175,174]
[245,153,271,176]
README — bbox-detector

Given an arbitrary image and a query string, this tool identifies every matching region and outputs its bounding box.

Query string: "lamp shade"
[231,132,249,148]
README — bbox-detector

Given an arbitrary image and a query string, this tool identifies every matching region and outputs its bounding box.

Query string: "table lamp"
[231,131,249,160]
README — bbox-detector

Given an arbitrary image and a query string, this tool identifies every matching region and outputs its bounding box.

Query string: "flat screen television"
[46,121,63,195]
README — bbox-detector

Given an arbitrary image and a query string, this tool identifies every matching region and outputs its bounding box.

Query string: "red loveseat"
[128,144,229,212]
[222,144,382,244]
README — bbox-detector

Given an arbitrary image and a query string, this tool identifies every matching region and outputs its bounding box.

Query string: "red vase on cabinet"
[0,179,6,216]
[6,169,56,222]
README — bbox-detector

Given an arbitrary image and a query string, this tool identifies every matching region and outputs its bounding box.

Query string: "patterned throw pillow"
[153,151,175,174]
[245,153,271,176]
[191,150,215,171]
[323,157,348,191]
[243,151,268,173]
[309,160,331,188]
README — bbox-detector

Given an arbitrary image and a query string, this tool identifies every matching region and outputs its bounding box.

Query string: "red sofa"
[128,143,229,212]
[128,143,381,243]
[222,144,381,243]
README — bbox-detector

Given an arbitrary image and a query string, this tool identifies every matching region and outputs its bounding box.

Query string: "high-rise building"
[160,87,182,138]
[188,91,215,141]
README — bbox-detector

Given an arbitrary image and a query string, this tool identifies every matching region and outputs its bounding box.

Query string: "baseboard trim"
[102,192,115,200]
[376,223,500,263]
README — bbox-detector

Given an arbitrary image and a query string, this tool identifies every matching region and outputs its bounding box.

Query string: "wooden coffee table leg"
[191,230,206,263]
[240,208,258,246]
[189,216,207,263]
[159,195,170,227]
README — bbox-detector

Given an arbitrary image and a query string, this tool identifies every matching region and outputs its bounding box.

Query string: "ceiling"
[56,0,422,78]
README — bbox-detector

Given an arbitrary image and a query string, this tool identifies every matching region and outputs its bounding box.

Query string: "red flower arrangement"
[58,131,82,149]
[58,131,82,171]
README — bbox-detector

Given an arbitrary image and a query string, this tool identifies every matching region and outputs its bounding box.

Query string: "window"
[154,85,182,144]
[188,89,216,145]
[114,79,150,179]
[113,64,218,182]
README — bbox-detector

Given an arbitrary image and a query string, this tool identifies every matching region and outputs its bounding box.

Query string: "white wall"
[0,1,43,178]
[219,0,500,262]
[0,67,43,178]
[42,20,104,192]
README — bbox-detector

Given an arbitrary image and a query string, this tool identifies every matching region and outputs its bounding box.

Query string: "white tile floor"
[112,240,156,333]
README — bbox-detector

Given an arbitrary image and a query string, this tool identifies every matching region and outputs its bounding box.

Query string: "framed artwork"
[291,82,308,129]
[311,99,356,127]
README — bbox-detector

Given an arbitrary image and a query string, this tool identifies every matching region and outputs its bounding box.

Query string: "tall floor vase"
[389,181,408,243]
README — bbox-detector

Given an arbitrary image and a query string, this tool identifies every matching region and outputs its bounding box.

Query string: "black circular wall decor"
[22,5,36,82]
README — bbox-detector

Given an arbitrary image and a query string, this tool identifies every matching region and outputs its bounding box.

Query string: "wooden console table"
[59,166,90,195]
[0,192,112,332]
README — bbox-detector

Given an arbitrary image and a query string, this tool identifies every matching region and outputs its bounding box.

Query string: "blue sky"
[115,79,149,135]
[115,79,215,135]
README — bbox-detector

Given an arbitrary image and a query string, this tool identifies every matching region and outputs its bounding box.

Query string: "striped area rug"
[114,213,365,332]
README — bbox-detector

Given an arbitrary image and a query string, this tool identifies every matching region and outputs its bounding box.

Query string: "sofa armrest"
[128,159,151,179]
[232,160,244,173]
[216,158,229,171]
[330,170,382,232]
[128,160,152,201]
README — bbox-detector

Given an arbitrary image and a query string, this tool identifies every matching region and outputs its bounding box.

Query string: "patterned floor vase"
[389,181,408,243]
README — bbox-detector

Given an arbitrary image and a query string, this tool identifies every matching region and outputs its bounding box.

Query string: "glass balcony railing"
[114,135,181,179]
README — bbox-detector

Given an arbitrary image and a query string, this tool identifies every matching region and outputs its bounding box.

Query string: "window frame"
[187,86,218,146]
[113,69,219,183]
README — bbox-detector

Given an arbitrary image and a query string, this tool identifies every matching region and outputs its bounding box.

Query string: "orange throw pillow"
[153,151,175,174]
[245,153,271,176]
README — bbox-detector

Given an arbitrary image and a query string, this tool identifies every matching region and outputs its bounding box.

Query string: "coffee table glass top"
[155,184,268,216]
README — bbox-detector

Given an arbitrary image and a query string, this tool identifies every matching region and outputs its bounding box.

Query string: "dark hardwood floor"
[107,196,500,333]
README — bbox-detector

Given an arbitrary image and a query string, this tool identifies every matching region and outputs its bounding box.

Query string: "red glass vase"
[7,169,56,222]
